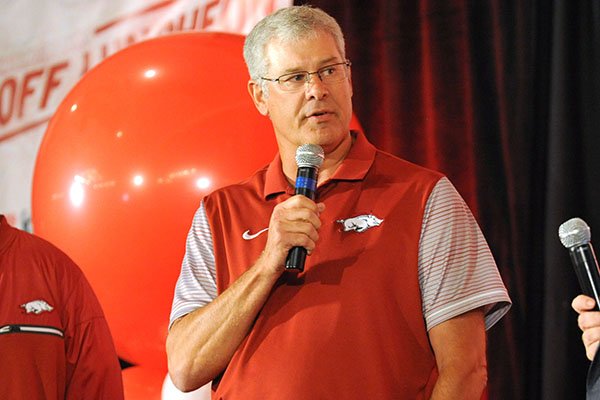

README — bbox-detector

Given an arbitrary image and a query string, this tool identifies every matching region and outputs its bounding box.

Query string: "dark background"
[299,1,600,399]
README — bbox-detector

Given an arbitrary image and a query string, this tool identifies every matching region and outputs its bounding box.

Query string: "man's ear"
[247,80,269,116]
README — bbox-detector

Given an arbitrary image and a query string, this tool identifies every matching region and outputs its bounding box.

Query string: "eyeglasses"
[260,60,351,92]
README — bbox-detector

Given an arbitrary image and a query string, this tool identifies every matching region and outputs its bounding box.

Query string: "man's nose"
[305,72,327,99]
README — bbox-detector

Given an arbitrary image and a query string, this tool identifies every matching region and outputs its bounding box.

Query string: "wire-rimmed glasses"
[260,60,351,92]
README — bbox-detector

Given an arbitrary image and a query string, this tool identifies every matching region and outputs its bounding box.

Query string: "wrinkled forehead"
[263,30,343,72]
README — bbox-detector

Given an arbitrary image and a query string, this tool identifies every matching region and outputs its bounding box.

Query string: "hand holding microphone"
[559,217,600,310]
[560,218,600,360]
[285,144,324,271]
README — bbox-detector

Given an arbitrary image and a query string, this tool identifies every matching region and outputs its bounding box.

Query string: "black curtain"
[300,0,600,399]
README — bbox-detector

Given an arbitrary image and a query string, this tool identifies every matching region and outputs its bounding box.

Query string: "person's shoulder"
[12,227,61,255]
[14,228,83,276]
[373,148,444,182]
[205,163,270,201]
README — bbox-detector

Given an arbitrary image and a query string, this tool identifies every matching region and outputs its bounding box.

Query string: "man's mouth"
[308,110,329,117]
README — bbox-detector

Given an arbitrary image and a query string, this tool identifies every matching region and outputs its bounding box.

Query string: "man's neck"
[280,132,355,187]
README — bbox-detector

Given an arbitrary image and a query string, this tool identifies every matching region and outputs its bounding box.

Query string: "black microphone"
[285,144,324,272]
[559,217,600,310]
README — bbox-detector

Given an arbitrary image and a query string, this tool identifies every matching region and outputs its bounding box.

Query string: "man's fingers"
[262,196,324,266]
[572,294,596,313]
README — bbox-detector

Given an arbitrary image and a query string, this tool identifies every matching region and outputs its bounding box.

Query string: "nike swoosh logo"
[242,228,269,240]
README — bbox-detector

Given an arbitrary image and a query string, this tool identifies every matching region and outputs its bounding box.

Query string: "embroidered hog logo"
[21,300,54,315]
[337,214,384,233]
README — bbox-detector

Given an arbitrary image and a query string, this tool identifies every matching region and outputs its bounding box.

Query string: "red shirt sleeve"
[61,262,124,399]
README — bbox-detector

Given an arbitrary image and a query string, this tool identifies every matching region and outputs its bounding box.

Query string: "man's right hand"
[259,195,325,274]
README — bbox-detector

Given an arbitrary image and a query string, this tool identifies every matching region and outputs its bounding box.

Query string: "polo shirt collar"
[263,130,376,199]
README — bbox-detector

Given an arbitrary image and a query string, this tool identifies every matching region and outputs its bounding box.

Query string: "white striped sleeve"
[418,177,511,331]
[169,201,218,328]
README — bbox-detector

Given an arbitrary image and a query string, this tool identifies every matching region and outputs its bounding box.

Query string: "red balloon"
[32,32,364,371]
[32,32,276,369]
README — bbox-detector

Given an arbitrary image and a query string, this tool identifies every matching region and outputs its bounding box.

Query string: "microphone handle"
[286,166,317,271]
[570,243,600,310]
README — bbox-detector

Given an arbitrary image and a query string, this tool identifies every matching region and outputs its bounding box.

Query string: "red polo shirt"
[203,131,442,399]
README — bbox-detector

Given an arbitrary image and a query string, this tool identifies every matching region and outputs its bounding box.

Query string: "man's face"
[249,31,353,155]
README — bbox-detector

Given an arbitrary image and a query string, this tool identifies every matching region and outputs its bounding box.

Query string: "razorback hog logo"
[21,300,54,315]
[337,214,384,233]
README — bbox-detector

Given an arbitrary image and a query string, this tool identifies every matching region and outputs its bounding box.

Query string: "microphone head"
[295,144,324,169]
[559,217,592,248]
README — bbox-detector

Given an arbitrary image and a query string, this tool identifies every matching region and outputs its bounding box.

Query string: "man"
[0,215,124,399]
[572,294,600,398]
[166,5,511,399]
